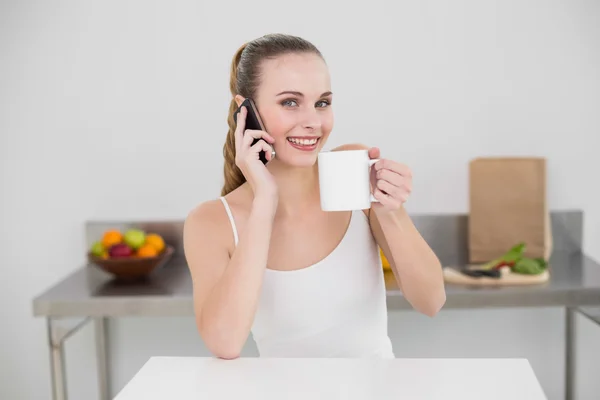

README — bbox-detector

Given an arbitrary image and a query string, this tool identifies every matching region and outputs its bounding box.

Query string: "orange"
[137,244,158,258]
[380,248,391,271]
[102,230,122,249]
[145,233,165,253]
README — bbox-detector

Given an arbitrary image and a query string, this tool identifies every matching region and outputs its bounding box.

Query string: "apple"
[109,243,133,258]
[90,241,105,257]
[123,229,146,250]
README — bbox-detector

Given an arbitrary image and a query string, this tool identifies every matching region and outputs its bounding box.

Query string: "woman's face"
[237,52,334,168]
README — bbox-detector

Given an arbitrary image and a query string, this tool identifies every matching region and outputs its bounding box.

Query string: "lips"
[286,137,320,152]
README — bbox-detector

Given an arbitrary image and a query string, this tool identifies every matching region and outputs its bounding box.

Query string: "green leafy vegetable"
[477,242,548,275]
[481,242,526,270]
[512,257,548,275]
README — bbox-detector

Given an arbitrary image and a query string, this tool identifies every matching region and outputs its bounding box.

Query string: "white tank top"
[220,197,395,358]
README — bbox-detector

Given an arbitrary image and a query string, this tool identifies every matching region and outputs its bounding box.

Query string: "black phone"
[233,98,271,164]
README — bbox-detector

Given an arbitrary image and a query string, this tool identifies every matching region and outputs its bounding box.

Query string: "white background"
[1,0,599,399]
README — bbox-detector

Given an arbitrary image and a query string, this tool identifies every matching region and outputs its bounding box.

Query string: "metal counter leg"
[48,318,68,400]
[47,317,91,400]
[566,307,575,400]
[94,317,110,400]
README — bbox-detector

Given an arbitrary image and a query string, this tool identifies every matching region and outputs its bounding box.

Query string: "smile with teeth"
[287,137,319,146]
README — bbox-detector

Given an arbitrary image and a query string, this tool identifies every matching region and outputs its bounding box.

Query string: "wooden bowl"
[88,245,175,281]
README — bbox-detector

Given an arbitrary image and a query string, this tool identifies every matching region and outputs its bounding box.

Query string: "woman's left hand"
[368,147,412,212]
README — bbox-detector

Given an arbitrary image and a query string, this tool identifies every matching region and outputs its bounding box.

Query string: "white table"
[114,357,547,400]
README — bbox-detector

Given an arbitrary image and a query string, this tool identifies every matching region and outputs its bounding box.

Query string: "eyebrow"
[275,90,333,97]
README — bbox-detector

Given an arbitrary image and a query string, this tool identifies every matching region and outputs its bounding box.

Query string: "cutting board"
[443,266,550,286]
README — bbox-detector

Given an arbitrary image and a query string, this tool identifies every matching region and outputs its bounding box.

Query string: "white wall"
[1,0,599,399]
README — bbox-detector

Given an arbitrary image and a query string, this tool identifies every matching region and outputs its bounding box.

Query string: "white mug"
[317,149,380,211]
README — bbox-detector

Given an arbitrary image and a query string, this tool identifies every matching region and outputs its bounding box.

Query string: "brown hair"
[221,33,323,196]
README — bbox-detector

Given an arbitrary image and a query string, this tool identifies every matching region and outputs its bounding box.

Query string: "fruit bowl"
[87,228,174,281]
[88,245,175,281]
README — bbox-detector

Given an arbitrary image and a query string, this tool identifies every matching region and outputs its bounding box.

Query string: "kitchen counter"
[113,357,547,400]
[32,251,600,318]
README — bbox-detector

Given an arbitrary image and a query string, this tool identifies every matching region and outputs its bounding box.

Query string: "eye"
[316,99,331,108]
[281,99,298,107]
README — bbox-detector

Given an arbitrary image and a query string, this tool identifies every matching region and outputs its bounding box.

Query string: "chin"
[275,152,319,168]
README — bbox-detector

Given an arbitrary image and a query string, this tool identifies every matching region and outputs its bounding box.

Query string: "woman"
[183,33,446,360]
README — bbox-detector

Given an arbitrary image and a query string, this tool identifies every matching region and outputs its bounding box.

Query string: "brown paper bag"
[468,157,553,263]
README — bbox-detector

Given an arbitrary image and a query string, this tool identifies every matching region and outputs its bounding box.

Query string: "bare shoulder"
[185,199,226,229]
[183,196,240,266]
[183,187,251,258]
[184,199,229,252]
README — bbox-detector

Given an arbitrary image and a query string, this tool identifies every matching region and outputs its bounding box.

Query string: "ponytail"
[221,44,248,196]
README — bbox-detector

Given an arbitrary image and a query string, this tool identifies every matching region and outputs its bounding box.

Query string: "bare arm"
[183,196,277,359]
[370,207,446,317]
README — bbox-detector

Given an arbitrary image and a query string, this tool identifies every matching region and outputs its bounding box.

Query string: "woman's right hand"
[234,106,278,201]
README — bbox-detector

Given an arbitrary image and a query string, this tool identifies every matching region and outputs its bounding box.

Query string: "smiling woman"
[183,33,445,360]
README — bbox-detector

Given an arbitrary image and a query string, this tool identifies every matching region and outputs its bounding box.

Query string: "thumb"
[368,146,380,159]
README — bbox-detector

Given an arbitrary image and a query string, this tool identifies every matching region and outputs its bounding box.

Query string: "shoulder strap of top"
[219,197,239,246]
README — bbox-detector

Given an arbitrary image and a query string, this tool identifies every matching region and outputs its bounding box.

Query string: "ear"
[234,95,245,108]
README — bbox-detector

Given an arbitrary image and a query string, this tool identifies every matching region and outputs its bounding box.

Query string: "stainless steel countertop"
[32,251,600,318]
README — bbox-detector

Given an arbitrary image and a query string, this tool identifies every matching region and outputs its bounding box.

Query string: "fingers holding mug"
[373,187,401,209]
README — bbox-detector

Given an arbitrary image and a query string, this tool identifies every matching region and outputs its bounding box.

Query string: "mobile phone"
[233,98,272,164]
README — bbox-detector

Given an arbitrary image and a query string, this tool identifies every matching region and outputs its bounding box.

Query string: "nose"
[300,107,322,131]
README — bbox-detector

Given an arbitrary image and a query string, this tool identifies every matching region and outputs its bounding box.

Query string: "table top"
[32,251,600,318]
[577,306,600,325]
[113,357,547,400]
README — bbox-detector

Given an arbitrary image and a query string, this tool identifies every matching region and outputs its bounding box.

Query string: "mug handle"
[369,159,380,203]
